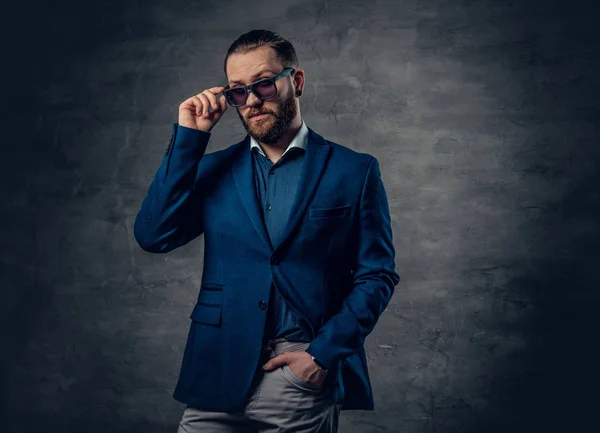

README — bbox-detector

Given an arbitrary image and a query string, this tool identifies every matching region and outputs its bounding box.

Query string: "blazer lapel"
[273,127,331,252]
[232,135,274,251]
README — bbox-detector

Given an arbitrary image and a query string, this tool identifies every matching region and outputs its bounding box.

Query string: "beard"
[237,86,298,144]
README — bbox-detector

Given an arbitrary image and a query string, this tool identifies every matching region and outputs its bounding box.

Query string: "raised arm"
[134,86,228,253]
[133,124,212,253]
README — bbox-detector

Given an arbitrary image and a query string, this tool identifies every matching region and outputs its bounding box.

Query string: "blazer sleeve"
[133,123,212,253]
[306,156,400,370]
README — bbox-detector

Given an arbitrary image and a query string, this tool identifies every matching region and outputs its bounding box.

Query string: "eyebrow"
[229,69,277,85]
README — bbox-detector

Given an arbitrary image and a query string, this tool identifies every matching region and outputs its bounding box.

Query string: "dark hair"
[223,29,298,75]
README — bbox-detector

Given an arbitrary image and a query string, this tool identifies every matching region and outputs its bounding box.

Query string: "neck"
[258,116,302,159]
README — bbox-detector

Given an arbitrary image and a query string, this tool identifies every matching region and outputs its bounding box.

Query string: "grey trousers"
[177,339,341,433]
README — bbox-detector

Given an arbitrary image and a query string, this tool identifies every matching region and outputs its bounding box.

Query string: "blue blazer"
[134,123,400,411]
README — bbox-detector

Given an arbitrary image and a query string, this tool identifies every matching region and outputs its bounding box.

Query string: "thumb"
[263,353,289,371]
[218,92,228,111]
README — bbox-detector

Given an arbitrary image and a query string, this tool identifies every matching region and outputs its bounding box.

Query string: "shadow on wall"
[465,174,600,432]
[0,0,171,430]
[463,0,600,431]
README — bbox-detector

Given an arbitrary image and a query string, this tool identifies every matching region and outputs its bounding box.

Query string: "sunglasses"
[221,67,295,107]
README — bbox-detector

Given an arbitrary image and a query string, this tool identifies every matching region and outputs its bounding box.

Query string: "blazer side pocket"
[309,205,351,219]
[192,284,224,326]
[197,284,224,306]
[190,303,222,327]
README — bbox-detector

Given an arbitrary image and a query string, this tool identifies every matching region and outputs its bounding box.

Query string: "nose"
[245,89,262,107]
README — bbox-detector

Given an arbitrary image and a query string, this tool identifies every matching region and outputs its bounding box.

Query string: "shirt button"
[266,204,272,211]
[258,300,267,310]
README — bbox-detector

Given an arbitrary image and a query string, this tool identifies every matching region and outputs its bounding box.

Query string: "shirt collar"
[250,119,309,158]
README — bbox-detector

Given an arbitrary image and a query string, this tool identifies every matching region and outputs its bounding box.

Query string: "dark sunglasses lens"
[225,80,277,106]
[253,80,276,99]
[226,88,247,106]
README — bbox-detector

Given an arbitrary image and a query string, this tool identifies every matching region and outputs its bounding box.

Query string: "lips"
[250,113,269,120]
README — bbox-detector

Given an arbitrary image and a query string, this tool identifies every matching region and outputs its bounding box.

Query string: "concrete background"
[2,0,599,431]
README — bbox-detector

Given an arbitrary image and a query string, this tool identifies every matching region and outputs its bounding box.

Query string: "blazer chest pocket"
[309,205,351,219]
[190,284,224,326]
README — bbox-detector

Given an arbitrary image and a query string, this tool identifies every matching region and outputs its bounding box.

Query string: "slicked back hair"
[224,29,298,76]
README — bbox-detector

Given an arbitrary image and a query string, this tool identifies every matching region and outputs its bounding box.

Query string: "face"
[226,46,304,144]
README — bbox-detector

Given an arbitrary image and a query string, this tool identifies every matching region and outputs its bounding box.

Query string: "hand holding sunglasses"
[178,86,229,133]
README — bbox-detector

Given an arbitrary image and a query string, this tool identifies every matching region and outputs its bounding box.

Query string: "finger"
[262,357,277,370]
[196,93,211,117]
[262,354,289,370]
[205,86,227,112]
[190,96,202,116]
[218,92,227,111]
[180,97,197,115]
[207,86,226,93]
[202,89,219,111]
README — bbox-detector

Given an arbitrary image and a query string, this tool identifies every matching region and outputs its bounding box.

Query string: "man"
[134,29,400,433]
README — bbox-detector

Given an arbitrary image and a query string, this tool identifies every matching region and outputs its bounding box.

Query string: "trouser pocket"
[281,365,323,393]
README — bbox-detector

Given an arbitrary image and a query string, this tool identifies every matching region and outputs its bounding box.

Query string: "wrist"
[311,356,328,372]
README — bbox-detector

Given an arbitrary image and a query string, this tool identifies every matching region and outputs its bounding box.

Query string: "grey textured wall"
[2,0,599,432]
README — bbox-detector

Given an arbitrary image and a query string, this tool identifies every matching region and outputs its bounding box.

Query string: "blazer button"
[258,300,267,310]
[271,255,279,265]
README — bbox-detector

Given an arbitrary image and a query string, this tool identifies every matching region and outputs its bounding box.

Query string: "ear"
[293,68,305,94]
